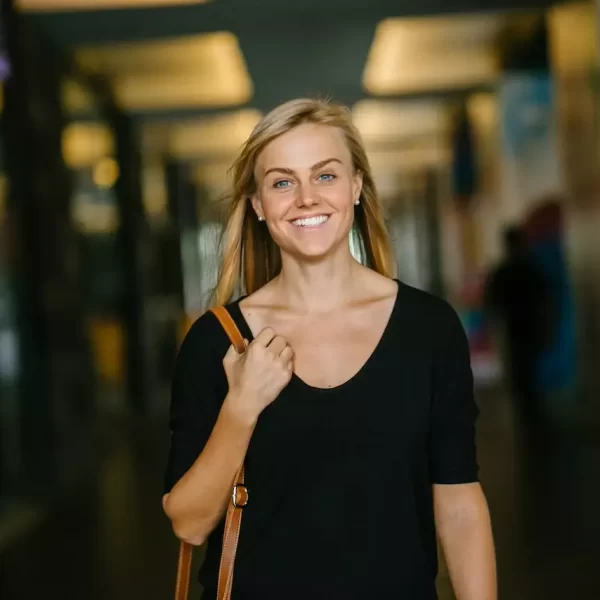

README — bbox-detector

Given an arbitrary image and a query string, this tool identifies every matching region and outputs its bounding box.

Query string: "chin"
[295,248,333,262]
[283,238,346,263]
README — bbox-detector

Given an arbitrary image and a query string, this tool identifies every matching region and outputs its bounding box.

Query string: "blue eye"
[274,180,291,189]
[318,173,336,182]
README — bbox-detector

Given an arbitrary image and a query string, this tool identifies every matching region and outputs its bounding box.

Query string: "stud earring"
[258,215,265,222]
[354,200,360,206]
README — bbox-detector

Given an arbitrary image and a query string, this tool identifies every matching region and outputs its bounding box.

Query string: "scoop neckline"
[229,279,401,394]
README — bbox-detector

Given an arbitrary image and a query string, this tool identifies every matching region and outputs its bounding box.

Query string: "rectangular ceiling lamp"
[18,0,210,12]
[142,109,262,160]
[167,109,262,159]
[363,15,502,95]
[76,32,252,110]
[352,99,449,143]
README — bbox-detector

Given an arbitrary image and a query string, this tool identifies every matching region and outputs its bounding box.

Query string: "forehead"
[256,123,351,173]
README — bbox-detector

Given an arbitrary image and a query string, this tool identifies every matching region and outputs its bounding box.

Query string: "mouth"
[290,214,330,229]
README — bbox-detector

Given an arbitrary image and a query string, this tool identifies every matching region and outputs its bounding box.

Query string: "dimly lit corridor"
[2,0,600,598]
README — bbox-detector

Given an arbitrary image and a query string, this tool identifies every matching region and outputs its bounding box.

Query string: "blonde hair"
[213,98,395,306]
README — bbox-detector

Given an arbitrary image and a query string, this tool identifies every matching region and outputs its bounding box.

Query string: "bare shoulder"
[237,281,284,337]
[355,267,398,302]
[239,279,279,311]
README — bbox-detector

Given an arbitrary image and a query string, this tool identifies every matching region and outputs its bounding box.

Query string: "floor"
[1,389,599,599]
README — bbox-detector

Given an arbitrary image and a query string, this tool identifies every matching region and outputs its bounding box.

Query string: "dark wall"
[2,3,94,496]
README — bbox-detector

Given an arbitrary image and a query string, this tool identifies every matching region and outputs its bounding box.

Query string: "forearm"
[436,491,496,600]
[163,392,256,545]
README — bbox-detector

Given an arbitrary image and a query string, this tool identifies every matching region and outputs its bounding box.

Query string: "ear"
[352,171,364,204]
[250,194,264,221]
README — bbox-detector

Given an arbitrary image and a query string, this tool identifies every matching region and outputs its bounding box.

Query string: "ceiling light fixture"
[18,0,211,12]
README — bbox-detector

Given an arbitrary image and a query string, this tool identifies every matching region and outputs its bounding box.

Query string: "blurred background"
[0,0,599,598]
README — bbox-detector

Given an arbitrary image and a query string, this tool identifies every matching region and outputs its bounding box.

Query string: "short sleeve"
[428,304,480,484]
[163,312,226,494]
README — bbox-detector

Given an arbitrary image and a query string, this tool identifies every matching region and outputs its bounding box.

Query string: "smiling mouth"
[290,215,330,228]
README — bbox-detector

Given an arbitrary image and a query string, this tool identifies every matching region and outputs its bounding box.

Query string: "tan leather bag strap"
[174,306,247,600]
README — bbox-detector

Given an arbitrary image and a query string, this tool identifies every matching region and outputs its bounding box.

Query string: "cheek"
[329,183,356,211]
[260,191,291,218]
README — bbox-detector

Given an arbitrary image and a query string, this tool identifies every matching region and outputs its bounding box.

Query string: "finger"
[254,327,277,347]
[268,336,287,356]
[223,343,240,365]
[279,345,294,362]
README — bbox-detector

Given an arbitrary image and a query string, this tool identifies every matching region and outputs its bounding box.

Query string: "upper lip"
[289,213,331,222]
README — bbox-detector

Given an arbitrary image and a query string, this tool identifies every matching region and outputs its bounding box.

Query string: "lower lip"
[291,218,330,231]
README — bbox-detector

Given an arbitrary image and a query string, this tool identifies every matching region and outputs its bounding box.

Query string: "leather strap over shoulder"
[209,307,247,600]
[211,306,246,354]
[173,306,248,600]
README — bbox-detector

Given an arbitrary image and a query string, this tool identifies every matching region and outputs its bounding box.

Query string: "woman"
[163,98,496,599]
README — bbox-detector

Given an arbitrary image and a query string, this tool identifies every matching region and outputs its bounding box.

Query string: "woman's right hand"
[222,327,294,424]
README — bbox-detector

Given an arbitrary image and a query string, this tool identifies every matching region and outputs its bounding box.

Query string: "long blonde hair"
[213,98,395,306]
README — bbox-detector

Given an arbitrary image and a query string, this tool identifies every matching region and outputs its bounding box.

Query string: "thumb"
[223,343,241,365]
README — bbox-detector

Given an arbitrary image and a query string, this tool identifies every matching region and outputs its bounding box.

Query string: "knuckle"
[249,344,262,356]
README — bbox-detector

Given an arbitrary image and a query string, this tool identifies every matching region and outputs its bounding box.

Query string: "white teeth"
[292,215,329,227]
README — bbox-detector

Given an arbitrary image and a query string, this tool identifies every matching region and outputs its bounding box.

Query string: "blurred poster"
[499,72,565,221]
[499,73,578,404]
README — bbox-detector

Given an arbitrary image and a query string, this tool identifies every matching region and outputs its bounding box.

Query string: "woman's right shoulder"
[178,308,235,362]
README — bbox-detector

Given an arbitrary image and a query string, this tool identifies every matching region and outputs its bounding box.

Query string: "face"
[251,123,362,261]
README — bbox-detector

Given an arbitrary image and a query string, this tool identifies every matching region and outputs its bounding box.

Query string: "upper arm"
[428,304,479,485]
[433,482,486,526]
[163,312,225,494]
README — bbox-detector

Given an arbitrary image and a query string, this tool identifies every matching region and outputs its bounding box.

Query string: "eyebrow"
[263,157,342,178]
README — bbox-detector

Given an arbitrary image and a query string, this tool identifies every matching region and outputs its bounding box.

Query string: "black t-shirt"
[164,281,479,599]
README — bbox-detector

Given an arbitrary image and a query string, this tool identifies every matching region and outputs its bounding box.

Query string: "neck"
[275,245,360,313]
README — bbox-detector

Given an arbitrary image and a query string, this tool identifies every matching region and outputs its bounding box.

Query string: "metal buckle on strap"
[232,484,249,508]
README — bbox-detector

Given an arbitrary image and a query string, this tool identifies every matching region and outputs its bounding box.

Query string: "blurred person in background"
[162,99,496,599]
[485,224,555,424]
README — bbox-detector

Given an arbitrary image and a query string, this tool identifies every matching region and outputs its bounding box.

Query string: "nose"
[295,181,318,208]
